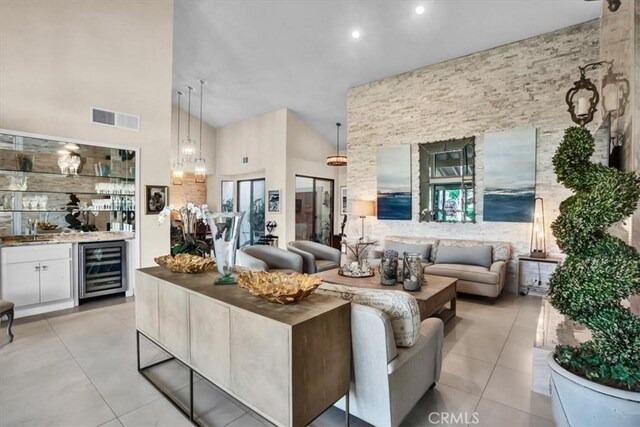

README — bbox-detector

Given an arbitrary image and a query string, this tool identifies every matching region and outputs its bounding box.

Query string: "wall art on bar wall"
[377,145,411,220]
[146,185,169,214]
[483,128,536,222]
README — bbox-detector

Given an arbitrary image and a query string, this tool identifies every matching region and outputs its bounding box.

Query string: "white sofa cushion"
[317,283,421,347]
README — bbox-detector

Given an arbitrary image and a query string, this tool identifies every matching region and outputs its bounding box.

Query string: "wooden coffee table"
[316,269,457,323]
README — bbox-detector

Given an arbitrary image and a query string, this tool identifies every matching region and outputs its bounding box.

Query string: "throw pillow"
[316,283,421,347]
[435,245,493,268]
[385,241,431,261]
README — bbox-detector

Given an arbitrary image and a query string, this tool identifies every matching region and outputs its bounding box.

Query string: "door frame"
[295,175,334,245]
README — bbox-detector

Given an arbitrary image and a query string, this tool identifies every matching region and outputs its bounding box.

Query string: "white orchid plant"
[158,202,210,256]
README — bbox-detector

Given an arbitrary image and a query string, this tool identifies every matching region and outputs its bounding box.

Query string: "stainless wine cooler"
[79,241,127,300]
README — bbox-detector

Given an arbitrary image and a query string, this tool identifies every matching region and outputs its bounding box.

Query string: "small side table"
[517,256,562,295]
[256,234,279,247]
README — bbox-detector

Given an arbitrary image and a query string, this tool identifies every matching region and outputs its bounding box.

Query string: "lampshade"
[530,197,546,258]
[352,200,375,217]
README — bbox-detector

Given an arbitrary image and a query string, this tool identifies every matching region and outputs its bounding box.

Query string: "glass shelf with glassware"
[0,131,137,236]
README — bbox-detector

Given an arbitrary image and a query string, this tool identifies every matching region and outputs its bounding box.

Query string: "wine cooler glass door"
[80,241,127,299]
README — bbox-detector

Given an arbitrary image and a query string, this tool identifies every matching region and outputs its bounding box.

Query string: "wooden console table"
[135,267,351,427]
[316,269,457,323]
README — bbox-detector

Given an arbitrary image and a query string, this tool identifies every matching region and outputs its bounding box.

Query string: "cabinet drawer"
[2,244,72,264]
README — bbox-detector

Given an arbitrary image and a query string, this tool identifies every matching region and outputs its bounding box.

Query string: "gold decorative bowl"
[38,222,59,231]
[154,254,215,274]
[237,271,322,304]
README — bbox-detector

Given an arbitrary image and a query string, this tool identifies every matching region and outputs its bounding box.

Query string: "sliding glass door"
[295,176,333,246]
[238,179,265,247]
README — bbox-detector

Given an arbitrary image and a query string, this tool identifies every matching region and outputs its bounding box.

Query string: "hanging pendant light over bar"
[172,91,184,185]
[327,122,347,166]
[181,86,197,162]
[194,79,207,183]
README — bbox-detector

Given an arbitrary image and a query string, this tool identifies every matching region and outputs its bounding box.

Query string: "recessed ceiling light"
[57,149,71,155]
[415,5,425,15]
[64,143,80,151]
[351,30,361,39]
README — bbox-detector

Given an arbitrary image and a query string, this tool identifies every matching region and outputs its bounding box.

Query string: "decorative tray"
[154,253,215,274]
[338,267,375,278]
[237,271,322,304]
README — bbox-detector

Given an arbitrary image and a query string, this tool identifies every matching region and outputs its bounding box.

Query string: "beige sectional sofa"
[372,236,511,299]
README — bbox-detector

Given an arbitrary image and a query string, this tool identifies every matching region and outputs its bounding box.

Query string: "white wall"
[210,108,340,247]
[0,0,174,267]
[286,110,341,246]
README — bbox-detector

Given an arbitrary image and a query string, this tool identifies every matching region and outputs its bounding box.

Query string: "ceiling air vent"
[91,107,140,131]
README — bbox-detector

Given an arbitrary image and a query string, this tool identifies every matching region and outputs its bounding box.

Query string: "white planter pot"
[547,353,640,426]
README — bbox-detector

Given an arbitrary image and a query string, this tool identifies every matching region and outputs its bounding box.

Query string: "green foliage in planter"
[549,126,640,392]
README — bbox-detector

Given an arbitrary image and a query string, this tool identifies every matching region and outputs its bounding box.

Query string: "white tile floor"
[0,293,553,427]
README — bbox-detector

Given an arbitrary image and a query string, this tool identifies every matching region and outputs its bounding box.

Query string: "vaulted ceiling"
[173,0,601,146]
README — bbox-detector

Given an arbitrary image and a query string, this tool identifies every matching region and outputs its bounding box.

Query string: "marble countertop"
[0,231,135,247]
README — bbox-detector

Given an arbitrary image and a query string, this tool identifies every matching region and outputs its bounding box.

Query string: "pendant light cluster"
[327,122,347,166]
[172,79,209,185]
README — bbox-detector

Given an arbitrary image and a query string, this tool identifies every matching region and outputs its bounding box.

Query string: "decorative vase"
[206,211,244,285]
[16,154,33,172]
[402,252,423,291]
[379,250,399,286]
[547,354,640,426]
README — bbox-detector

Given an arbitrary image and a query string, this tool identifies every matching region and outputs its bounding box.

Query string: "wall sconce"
[351,200,375,241]
[530,198,546,259]
[565,61,608,126]
[601,64,630,119]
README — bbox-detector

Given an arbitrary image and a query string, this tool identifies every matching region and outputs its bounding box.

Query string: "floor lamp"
[351,200,375,241]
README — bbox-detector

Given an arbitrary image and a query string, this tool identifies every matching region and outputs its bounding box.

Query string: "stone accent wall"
[346,21,601,293]
[170,172,207,209]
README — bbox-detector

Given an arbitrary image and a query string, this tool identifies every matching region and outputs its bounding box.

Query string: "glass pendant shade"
[172,162,184,185]
[181,138,196,162]
[194,158,206,183]
[530,198,546,258]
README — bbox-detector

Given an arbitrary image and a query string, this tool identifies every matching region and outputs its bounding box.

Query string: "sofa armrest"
[387,318,443,375]
[490,261,507,291]
[287,245,317,273]
[490,260,506,274]
[236,250,269,271]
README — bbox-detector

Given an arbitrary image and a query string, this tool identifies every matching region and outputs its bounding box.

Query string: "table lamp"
[352,200,375,241]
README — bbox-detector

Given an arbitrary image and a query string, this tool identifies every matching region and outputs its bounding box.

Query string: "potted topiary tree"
[547,126,640,426]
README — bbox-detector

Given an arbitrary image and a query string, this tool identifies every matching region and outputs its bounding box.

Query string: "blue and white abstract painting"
[377,145,411,220]
[483,128,536,223]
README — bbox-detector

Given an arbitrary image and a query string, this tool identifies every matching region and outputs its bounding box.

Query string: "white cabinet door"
[40,258,72,303]
[2,261,41,307]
